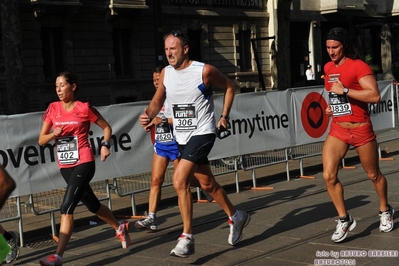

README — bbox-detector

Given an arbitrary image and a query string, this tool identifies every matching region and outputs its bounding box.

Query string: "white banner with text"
[1,81,395,196]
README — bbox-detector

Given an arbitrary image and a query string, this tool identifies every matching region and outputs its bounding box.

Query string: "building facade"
[289,0,399,87]
[0,0,398,114]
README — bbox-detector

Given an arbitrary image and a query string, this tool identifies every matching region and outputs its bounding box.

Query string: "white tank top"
[164,61,216,145]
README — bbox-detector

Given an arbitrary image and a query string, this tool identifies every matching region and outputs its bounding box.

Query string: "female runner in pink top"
[38,71,130,266]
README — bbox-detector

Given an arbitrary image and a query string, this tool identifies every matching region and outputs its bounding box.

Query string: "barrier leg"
[194,187,216,203]
[16,197,24,247]
[106,180,112,210]
[235,168,240,193]
[378,143,394,161]
[297,158,316,179]
[50,211,59,243]
[340,158,356,169]
[115,193,146,219]
[244,168,274,190]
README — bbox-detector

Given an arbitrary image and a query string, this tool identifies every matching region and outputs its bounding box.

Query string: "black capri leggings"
[59,161,101,214]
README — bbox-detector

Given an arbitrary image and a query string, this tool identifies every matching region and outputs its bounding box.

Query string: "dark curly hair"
[326,27,360,60]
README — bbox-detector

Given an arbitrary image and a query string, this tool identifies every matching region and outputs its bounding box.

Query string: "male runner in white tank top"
[140,30,250,258]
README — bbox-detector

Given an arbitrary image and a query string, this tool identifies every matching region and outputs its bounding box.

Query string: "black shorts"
[59,161,101,214]
[178,134,215,165]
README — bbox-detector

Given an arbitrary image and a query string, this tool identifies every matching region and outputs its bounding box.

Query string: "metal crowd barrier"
[27,180,112,240]
[112,168,174,216]
[210,157,241,192]
[376,128,399,159]
[289,142,324,179]
[112,156,239,216]
[241,148,290,185]
[3,85,398,246]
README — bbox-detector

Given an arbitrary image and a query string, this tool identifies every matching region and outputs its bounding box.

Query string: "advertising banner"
[0,81,394,196]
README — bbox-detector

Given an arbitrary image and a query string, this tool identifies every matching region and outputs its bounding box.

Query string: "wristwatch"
[101,141,111,149]
[343,88,349,95]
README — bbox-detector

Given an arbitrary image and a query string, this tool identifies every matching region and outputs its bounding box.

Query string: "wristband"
[101,141,111,149]
[220,114,230,120]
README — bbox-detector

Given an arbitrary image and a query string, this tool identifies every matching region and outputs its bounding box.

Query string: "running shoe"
[170,235,195,258]
[379,205,395,232]
[115,221,131,249]
[228,210,251,245]
[135,216,157,231]
[39,254,63,266]
[5,231,20,263]
[331,215,357,243]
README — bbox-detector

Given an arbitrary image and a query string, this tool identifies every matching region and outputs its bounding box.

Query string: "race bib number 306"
[173,104,198,131]
[56,136,79,164]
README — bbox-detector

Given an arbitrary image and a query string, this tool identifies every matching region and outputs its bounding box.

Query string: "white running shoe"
[6,231,20,263]
[228,210,251,245]
[379,205,395,232]
[115,221,131,249]
[135,216,157,231]
[331,215,356,243]
[170,235,195,258]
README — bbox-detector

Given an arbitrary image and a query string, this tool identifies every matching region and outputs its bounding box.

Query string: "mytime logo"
[230,111,289,139]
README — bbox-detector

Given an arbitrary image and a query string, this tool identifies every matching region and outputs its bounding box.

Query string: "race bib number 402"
[56,136,79,164]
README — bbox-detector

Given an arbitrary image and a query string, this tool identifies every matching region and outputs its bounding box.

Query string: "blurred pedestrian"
[306,65,314,80]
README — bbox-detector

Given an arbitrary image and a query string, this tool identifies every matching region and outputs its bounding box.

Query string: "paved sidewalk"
[4,141,399,265]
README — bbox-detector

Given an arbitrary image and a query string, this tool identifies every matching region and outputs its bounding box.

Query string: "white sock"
[148,212,155,219]
[182,233,193,239]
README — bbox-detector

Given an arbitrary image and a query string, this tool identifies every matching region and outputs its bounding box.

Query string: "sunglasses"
[170,30,189,45]
[171,30,183,37]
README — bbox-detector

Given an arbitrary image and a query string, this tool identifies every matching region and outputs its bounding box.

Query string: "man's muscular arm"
[203,64,235,129]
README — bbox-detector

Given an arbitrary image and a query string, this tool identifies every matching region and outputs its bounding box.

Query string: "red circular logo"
[300,92,329,138]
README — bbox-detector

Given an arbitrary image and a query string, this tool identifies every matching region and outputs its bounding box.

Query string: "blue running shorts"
[154,140,180,161]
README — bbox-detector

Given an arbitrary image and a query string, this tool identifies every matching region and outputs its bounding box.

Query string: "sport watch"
[101,141,111,149]
[343,88,349,95]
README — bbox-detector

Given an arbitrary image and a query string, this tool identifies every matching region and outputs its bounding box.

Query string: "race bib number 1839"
[328,92,352,117]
